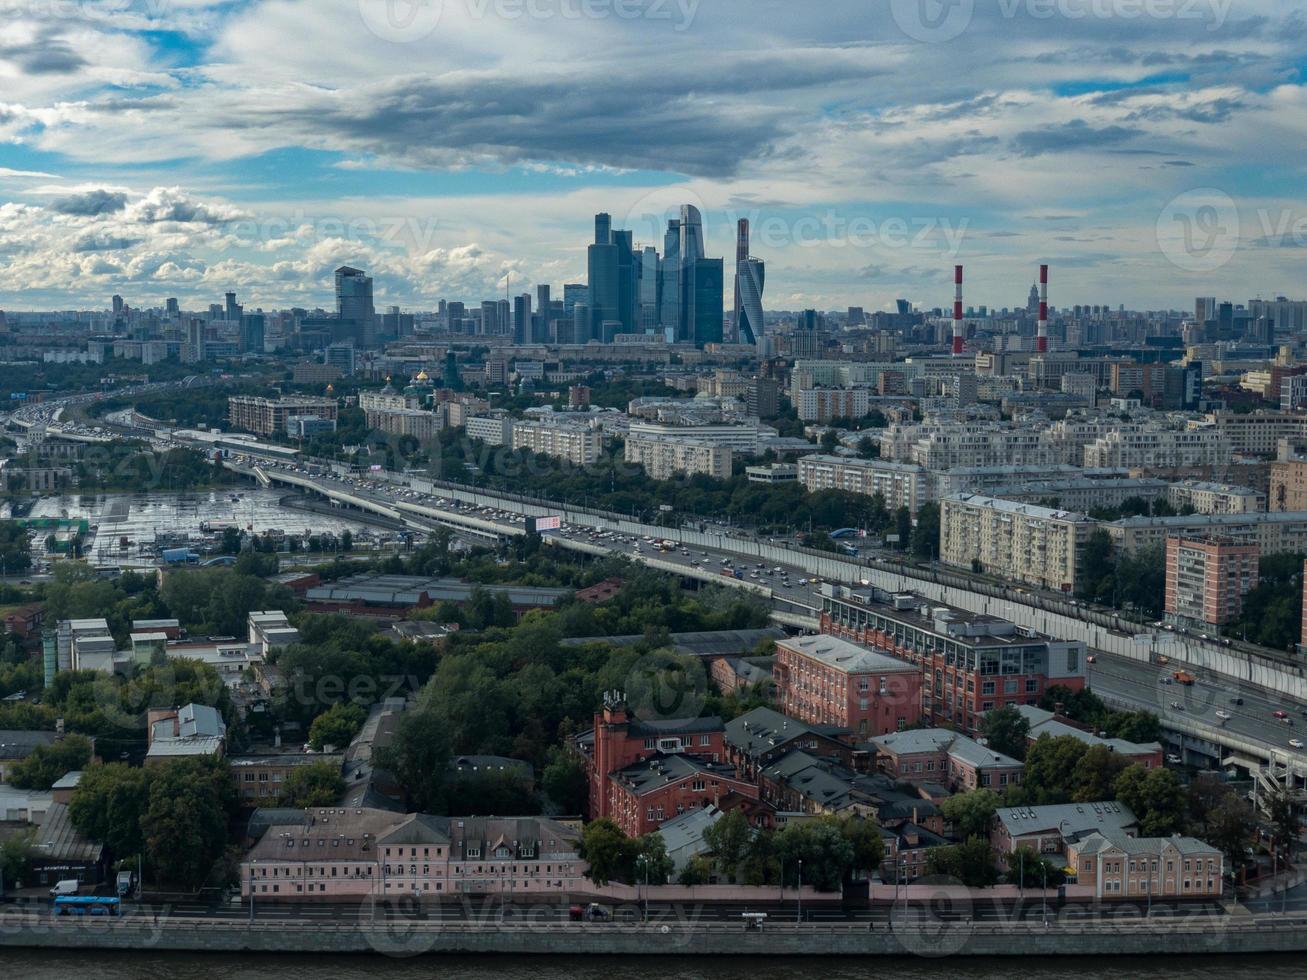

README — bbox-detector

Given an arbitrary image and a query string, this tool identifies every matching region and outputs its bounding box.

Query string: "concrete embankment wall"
[4,916,1307,957]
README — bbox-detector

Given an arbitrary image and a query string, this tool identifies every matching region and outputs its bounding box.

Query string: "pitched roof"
[724,707,847,759]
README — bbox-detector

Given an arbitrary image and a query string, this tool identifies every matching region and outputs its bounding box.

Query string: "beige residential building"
[1166,480,1265,515]
[940,494,1094,593]
[624,436,732,481]
[1082,427,1229,469]
[228,396,339,437]
[1068,832,1223,900]
[1198,411,1307,458]
[797,455,930,514]
[511,419,602,466]
[1106,511,1307,557]
[1270,459,1307,512]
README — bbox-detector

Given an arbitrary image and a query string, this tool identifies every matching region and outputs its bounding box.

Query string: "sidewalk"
[1240,867,1307,902]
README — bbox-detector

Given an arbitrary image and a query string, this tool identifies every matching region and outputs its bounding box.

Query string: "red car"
[1273,710,1290,720]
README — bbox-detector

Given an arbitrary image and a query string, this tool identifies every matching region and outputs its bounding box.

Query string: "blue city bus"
[53,896,121,917]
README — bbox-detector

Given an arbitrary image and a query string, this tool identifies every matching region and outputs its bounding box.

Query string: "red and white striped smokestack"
[952,264,965,356]
[1037,263,1049,354]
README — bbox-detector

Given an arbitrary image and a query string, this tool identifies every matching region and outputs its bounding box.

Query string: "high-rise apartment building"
[1164,537,1259,627]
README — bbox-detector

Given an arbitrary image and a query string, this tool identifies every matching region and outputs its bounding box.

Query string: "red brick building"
[772,634,923,737]
[819,585,1087,734]
[605,754,759,837]
[573,694,726,822]
[1165,537,1259,627]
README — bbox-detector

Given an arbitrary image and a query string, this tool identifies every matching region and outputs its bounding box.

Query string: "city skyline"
[1,2,1306,312]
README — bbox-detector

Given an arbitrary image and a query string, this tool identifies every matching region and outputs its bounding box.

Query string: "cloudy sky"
[1,0,1305,313]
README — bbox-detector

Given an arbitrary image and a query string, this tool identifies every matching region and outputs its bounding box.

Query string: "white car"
[1292,739,1305,750]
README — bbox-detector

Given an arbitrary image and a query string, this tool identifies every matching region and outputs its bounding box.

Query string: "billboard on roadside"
[529,516,562,534]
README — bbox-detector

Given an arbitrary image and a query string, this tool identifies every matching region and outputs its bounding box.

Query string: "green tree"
[1007,846,1066,888]
[8,734,93,790]
[632,832,675,886]
[678,854,714,886]
[541,748,588,815]
[1070,744,1132,803]
[68,763,150,860]
[0,828,33,889]
[279,761,346,808]
[580,818,629,886]
[702,808,754,882]
[893,507,913,551]
[1114,765,1186,838]
[446,770,537,817]
[910,502,940,561]
[773,818,855,892]
[374,706,452,813]
[1265,787,1298,860]
[980,706,1030,761]
[140,757,237,889]
[308,702,367,751]
[926,836,1000,888]
[1078,529,1115,604]
[1022,734,1089,805]
[941,789,1000,840]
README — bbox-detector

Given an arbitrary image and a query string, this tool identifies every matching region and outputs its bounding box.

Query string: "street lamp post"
[248,860,255,925]
[1042,864,1048,929]
[637,854,649,923]
[796,859,802,928]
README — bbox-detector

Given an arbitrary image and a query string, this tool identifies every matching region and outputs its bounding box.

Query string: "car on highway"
[1273,710,1290,720]
[1292,739,1305,750]
[1169,701,1184,711]
[1215,710,1231,722]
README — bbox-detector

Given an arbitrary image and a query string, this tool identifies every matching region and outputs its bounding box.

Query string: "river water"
[2,952,1302,978]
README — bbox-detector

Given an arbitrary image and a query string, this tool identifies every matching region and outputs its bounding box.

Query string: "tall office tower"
[636,247,660,332]
[112,294,124,317]
[573,303,591,345]
[660,219,681,338]
[563,284,587,318]
[496,299,511,336]
[165,298,180,318]
[613,228,636,333]
[481,301,499,336]
[847,307,865,327]
[513,293,532,345]
[240,312,266,353]
[535,284,552,343]
[678,205,706,344]
[225,291,241,323]
[733,218,764,348]
[335,266,375,347]
[587,212,619,338]
[1196,297,1216,325]
[691,257,724,348]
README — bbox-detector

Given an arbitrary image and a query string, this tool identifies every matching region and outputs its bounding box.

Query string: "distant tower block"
[1037,263,1050,354]
[952,265,965,356]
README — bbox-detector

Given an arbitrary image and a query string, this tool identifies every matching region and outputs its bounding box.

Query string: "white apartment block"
[792,386,872,423]
[797,455,930,514]
[627,421,761,455]
[1106,512,1307,557]
[625,437,733,481]
[1082,427,1230,469]
[465,415,513,446]
[511,419,602,466]
[1166,480,1266,515]
[1198,411,1307,458]
[940,494,1095,593]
